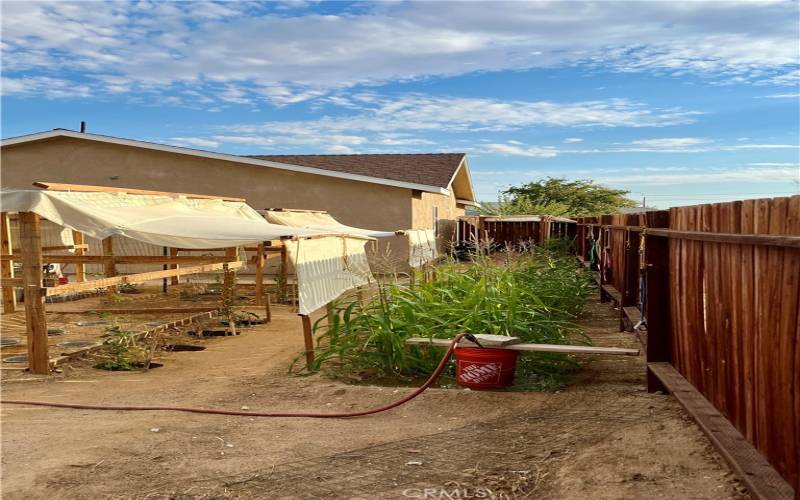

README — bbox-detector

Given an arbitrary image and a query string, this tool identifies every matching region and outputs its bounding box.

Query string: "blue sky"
[2,1,799,207]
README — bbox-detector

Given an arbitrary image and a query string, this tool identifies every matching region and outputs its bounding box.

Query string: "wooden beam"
[1,213,16,314]
[72,231,86,282]
[280,244,289,302]
[406,338,639,356]
[648,363,795,500]
[10,244,89,252]
[33,181,246,202]
[301,314,315,367]
[601,284,623,303]
[644,228,800,248]
[169,247,179,286]
[254,242,265,306]
[51,307,216,314]
[644,210,671,393]
[0,278,23,287]
[45,261,244,296]
[101,237,116,293]
[18,212,49,374]
[264,293,271,323]
[0,255,233,264]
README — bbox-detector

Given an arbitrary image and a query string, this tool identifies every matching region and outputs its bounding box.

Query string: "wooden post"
[280,243,289,303]
[1,213,16,314]
[620,214,641,331]
[264,293,271,323]
[72,230,86,282]
[254,242,265,306]
[169,247,179,286]
[223,247,238,335]
[19,212,49,374]
[101,236,117,293]
[326,302,335,329]
[645,210,671,393]
[301,314,314,367]
[599,215,612,303]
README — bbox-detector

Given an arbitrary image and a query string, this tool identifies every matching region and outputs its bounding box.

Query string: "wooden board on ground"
[406,338,639,356]
[461,334,522,347]
[648,362,795,500]
[601,284,622,303]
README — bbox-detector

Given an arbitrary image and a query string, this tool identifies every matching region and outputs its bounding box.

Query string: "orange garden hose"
[0,333,469,419]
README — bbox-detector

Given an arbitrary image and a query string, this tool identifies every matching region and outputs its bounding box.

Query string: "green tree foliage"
[488,178,637,217]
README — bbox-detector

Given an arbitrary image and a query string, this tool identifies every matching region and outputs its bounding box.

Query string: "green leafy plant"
[299,246,592,390]
[95,325,150,371]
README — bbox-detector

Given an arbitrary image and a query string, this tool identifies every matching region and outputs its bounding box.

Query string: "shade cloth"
[405,229,438,268]
[285,236,373,315]
[0,189,328,249]
[263,210,397,238]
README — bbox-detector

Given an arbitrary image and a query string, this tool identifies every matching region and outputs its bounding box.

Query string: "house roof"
[249,153,465,190]
[1,130,476,200]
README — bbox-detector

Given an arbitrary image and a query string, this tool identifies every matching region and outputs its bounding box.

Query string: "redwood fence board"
[585,194,799,495]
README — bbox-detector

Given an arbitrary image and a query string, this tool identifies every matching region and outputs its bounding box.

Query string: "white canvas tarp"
[0,189,327,249]
[406,229,438,268]
[263,210,397,238]
[285,236,373,315]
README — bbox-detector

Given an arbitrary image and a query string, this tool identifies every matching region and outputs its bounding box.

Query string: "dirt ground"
[1,297,749,499]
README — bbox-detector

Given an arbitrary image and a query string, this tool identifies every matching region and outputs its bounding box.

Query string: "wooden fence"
[578,195,799,497]
[457,215,575,249]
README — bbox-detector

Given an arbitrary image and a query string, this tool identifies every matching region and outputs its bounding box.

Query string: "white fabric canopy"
[263,210,397,238]
[406,229,438,268]
[285,236,373,315]
[0,189,328,249]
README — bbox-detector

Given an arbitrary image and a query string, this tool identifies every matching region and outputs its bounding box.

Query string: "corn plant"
[302,245,592,389]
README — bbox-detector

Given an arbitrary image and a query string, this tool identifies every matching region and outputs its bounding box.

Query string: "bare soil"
[1,297,749,499]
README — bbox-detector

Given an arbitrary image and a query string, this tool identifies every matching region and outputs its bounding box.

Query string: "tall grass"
[303,244,593,390]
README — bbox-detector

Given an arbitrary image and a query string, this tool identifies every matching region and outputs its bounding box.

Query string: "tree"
[488,178,637,217]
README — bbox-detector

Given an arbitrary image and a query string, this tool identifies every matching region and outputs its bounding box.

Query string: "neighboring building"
[0,129,478,269]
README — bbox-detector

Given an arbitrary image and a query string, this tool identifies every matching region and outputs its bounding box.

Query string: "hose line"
[0,333,468,419]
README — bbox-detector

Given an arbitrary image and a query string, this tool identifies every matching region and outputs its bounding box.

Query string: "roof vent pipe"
[80,121,86,133]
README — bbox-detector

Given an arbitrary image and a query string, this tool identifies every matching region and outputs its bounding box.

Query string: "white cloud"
[756,92,800,99]
[596,167,798,185]
[483,143,559,158]
[563,138,583,143]
[168,137,220,148]
[2,1,798,103]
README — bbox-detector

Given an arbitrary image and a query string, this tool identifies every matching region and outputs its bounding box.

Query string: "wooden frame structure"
[0,183,261,375]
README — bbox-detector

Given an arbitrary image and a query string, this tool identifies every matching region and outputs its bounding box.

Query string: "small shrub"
[95,325,150,371]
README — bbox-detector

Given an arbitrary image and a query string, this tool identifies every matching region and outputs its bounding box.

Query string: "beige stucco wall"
[411,190,466,253]
[1,137,425,273]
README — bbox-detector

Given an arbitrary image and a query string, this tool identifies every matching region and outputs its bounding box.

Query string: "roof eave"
[1,130,451,196]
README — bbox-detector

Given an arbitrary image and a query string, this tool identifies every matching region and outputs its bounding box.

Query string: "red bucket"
[454,347,519,389]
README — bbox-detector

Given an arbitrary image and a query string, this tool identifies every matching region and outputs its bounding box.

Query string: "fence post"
[645,210,671,393]
[72,230,86,283]
[599,215,612,302]
[19,212,49,374]
[620,214,641,331]
[301,314,314,367]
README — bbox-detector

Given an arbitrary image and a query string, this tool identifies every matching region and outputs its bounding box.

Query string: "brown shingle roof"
[247,153,465,189]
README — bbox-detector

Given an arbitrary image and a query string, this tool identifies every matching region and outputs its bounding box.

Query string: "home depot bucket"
[454,347,519,389]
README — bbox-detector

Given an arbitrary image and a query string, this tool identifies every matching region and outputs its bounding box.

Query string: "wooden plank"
[19,212,49,375]
[0,255,233,264]
[0,278,23,287]
[622,306,641,325]
[101,237,116,295]
[1,212,16,313]
[644,228,800,248]
[169,247,179,286]
[301,314,314,367]
[45,261,244,296]
[601,284,622,303]
[33,181,246,202]
[72,231,86,282]
[10,244,89,252]
[405,338,639,355]
[648,362,795,500]
[51,307,217,314]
